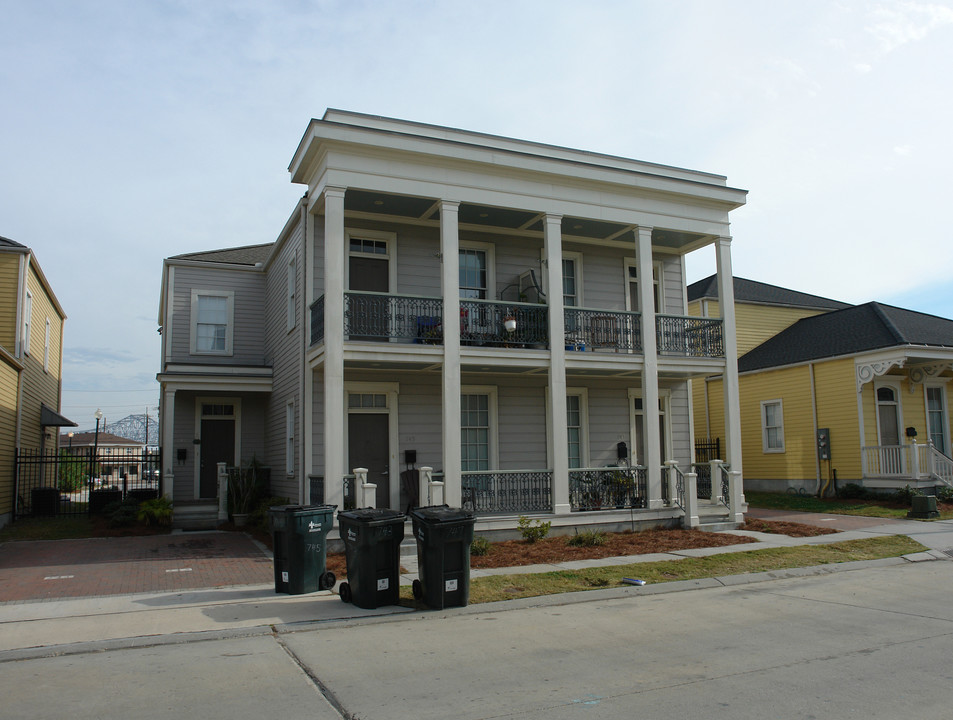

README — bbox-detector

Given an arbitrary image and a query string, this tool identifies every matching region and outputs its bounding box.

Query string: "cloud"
[866,1,953,52]
[66,347,141,366]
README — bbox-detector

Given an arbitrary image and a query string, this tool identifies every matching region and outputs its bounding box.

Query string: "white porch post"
[637,226,663,508]
[716,237,744,492]
[683,469,700,528]
[323,186,347,510]
[160,388,175,503]
[217,462,228,521]
[440,201,462,507]
[545,214,570,514]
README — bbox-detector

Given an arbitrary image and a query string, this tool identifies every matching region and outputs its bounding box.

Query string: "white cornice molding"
[856,356,906,391]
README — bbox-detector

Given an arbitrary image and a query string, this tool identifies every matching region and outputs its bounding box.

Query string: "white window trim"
[190,289,235,356]
[924,381,950,452]
[345,228,397,293]
[874,379,903,446]
[561,251,584,308]
[761,399,785,454]
[459,241,496,299]
[286,401,295,476]
[23,290,32,356]
[461,385,499,470]
[623,257,665,314]
[287,256,296,332]
[43,317,51,373]
[627,387,672,466]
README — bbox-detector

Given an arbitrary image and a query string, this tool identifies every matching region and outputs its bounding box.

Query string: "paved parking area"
[0,531,273,603]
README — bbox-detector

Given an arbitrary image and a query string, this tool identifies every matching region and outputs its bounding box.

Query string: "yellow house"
[687,276,850,470]
[0,236,73,528]
[696,284,953,494]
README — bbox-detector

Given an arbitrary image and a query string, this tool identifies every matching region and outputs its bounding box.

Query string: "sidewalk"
[1,510,951,658]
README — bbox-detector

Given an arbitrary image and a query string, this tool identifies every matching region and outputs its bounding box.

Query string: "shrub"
[470,535,492,556]
[137,496,172,526]
[888,485,923,505]
[106,499,139,528]
[517,515,551,543]
[836,483,868,500]
[567,529,608,547]
[248,496,291,532]
[935,486,953,503]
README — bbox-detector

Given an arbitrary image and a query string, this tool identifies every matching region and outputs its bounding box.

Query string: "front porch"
[861,442,953,491]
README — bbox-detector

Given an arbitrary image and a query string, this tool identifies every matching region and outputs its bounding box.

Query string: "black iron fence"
[14,447,161,519]
[564,307,642,353]
[656,315,724,357]
[462,470,553,514]
[569,466,647,511]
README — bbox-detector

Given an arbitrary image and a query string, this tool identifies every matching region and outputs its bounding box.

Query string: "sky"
[2,0,952,428]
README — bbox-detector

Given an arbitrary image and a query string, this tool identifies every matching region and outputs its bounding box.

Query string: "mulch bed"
[740,518,840,537]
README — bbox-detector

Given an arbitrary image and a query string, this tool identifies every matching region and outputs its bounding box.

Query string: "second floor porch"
[310,291,725,360]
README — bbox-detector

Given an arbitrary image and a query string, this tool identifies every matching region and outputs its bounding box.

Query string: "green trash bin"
[268,504,337,594]
[337,508,405,609]
[410,505,475,609]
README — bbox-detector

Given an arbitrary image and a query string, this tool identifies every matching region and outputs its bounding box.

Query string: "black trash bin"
[268,504,337,594]
[337,508,405,608]
[410,505,476,609]
[31,487,60,516]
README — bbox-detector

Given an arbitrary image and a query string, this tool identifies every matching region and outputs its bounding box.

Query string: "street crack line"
[274,632,355,720]
[762,589,953,624]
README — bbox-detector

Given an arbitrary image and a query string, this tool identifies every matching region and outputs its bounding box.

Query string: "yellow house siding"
[0,253,20,352]
[734,305,827,357]
[813,358,863,482]
[18,267,64,452]
[0,359,18,519]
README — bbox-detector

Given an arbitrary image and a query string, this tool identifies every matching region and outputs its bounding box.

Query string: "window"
[875,385,901,446]
[348,393,387,409]
[562,254,582,307]
[286,402,295,475]
[567,394,582,468]
[459,248,488,299]
[761,400,785,453]
[927,386,948,455]
[461,393,490,471]
[626,260,663,314]
[190,290,234,355]
[631,392,670,465]
[23,290,32,355]
[43,318,51,372]
[287,257,296,331]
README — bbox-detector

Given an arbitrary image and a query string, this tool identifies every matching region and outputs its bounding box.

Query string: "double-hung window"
[761,400,785,453]
[191,290,234,355]
[461,393,490,471]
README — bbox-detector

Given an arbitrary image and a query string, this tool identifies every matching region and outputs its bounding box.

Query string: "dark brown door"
[349,256,389,340]
[348,413,390,508]
[200,419,234,499]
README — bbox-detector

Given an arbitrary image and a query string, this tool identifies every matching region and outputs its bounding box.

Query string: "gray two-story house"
[158,110,748,532]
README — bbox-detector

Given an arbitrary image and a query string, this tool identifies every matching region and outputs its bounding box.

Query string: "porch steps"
[172,501,220,531]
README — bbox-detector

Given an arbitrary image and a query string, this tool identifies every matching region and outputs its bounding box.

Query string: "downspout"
[299,197,309,504]
[810,362,823,496]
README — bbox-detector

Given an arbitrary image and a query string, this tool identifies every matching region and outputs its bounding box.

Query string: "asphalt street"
[3,558,953,719]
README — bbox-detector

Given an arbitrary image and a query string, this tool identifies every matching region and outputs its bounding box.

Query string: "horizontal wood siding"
[734,304,827,357]
[0,360,18,518]
[813,358,862,480]
[0,254,19,352]
[264,219,303,500]
[585,383,631,467]
[660,256,684,315]
[311,370,325,477]
[169,266,266,365]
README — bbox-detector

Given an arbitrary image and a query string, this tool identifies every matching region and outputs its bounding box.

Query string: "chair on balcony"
[588,315,619,351]
[415,316,441,344]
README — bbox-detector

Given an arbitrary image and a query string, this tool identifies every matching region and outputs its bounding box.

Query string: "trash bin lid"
[410,505,474,523]
[338,508,405,523]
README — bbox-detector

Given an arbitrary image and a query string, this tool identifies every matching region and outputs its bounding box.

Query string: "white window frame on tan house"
[761,399,785,453]
[190,290,234,356]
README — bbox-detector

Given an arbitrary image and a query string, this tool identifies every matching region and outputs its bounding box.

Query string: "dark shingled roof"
[0,235,28,249]
[170,243,275,265]
[687,275,851,311]
[739,302,953,372]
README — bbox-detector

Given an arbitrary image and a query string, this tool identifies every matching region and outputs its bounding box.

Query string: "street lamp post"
[91,409,103,490]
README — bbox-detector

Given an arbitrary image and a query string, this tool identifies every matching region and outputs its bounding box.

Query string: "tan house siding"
[0,253,20,352]
[688,298,827,357]
[0,357,19,519]
[813,358,863,482]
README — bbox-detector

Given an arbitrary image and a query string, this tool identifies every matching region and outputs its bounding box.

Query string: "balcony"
[309,293,725,359]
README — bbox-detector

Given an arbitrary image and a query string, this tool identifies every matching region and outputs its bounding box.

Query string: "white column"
[440,201,462,507]
[716,237,743,481]
[683,470,700,528]
[323,187,347,509]
[637,226,663,508]
[544,214,570,514]
[160,388,175,503]
[217,462,228,521]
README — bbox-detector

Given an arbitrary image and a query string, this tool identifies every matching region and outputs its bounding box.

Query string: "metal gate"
[14,447,162,519]
[693,437,721,499]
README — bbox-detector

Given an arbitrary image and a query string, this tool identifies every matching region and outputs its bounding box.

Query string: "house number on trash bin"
[377,578,389,591]
[282,572,289,582]
[445,579,458,592]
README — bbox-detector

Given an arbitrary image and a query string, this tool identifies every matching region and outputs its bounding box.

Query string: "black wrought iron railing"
[461,470,553,514]
[344,292,444,343]
[719,464,731,509]
[14,447,161,519]
[309,295,325,346]
[564,307,642,353]
[692,462,712,499]
[568,466,647,511]
[656,315,724,357]
[459,300,548,348]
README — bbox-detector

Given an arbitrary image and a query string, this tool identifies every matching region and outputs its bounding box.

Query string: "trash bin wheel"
[320,571,336,591]
[412,578,423,600]
[339,582,352,603]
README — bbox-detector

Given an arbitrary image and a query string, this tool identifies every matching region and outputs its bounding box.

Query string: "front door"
[200,419,234,498]
[348,413,390,508]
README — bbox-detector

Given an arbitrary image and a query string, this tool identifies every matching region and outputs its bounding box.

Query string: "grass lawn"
[398,535,925,605]
[745,490,953,520]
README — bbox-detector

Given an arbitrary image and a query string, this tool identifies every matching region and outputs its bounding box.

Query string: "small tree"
[58,451,92,492]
